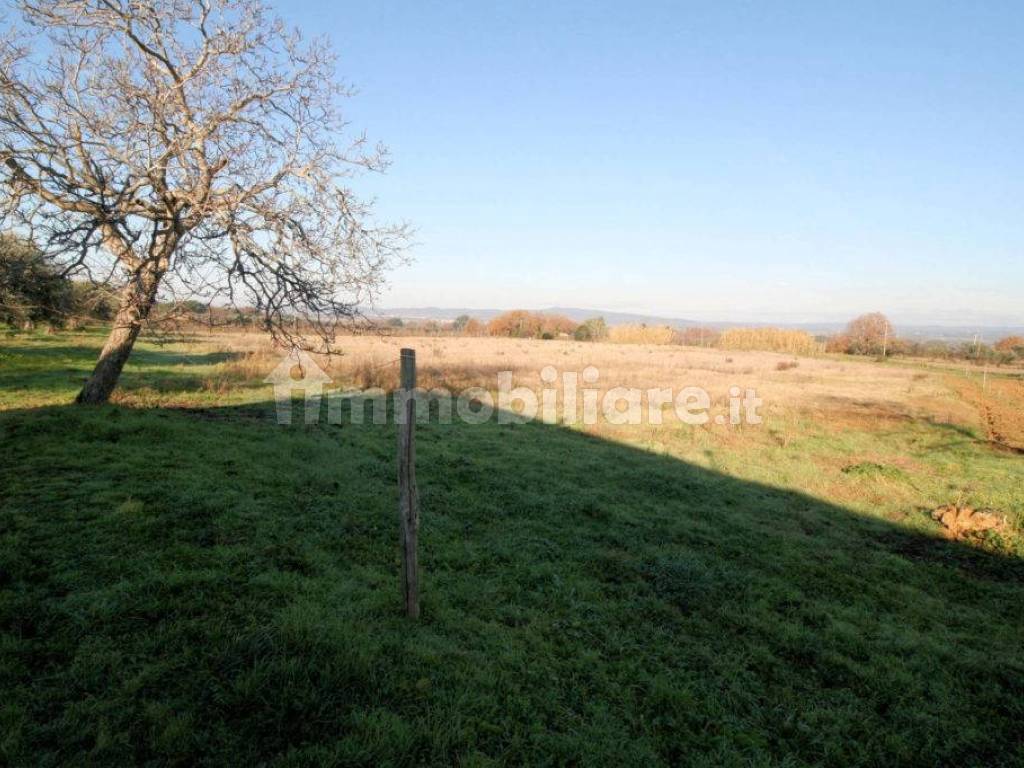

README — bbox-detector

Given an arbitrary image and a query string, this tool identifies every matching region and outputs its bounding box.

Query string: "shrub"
[952,340,998,363]
[69,281,118,322]
[826,334,851,353]
[673,326,720,347]
[574,317,608,342]
[0,234,73,327]
[914,340,951,359]
[995,335,1024,358]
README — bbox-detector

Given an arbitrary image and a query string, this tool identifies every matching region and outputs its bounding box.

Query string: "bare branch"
[0,0,409,401]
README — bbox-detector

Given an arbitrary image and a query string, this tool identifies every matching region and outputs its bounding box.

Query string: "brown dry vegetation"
[486,310,576,338]
[206,332,998,440]
[947,374,1024,453]
[718,327,820,355]
[607,324,677,345]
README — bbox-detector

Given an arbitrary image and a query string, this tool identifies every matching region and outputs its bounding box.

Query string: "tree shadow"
[0,396,1021,766]
[0,345,244,398]
[0,344,241,367]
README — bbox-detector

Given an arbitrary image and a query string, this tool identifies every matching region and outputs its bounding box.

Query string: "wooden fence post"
[398,348,420,618]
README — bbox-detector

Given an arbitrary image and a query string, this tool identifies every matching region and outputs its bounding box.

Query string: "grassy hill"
[1,331,1022,766]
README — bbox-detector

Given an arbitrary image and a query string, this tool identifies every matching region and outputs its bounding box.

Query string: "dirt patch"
[931,504,1008,540]
[948,375,1024,453]
[807,395,917,431]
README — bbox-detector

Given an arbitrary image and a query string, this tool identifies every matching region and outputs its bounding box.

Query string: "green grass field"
[1,332,1023,766]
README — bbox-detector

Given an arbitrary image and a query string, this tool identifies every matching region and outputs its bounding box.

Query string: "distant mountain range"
[373,307,1024,343]
[376,306,701,327]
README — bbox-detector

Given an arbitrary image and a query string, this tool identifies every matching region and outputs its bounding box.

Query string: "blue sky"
[279,1,1023,325]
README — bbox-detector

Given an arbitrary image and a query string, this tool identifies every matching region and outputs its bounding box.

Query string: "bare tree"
[0,0,408,403]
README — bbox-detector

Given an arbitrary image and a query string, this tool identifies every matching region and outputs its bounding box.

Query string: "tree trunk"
[75,262,164,405]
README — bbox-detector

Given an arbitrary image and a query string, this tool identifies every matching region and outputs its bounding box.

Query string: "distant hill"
[376,306,702,327]
[373,307,1024,343]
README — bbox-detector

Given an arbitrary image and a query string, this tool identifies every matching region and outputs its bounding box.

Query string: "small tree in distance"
[574,317,607,342]
[833,312,895,356]
[0,0,408,404]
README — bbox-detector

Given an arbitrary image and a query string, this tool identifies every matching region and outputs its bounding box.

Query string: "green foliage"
[181,299,209,314]
[452,314,471,331]
[841,461,905,480]
[952,340,999,363]
[69,282,119,321]
[0,234,122,327]
[0,234,72,326]
[574,316,608,341]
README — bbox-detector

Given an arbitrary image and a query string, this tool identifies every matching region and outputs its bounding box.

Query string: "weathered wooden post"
[397,348,420,618]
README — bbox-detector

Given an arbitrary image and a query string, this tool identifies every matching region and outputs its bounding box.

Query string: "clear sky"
[278,1,1023,325]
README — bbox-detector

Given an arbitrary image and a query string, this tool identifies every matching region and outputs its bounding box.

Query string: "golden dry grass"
[607,324,676,345]
[201,331,994,445]
[718,327,821,355]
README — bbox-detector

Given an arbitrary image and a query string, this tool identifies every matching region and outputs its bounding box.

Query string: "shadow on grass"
[0,396,1022,766]
[0,342,244,398]
[0,344,241,367]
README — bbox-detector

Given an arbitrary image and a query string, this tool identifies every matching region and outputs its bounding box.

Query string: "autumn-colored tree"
[825,335,845,353]
[487,310,534,337]
[839,313,895,356]
[539,313,577,337]
[995,335,1024,357]
[487,310,575,338]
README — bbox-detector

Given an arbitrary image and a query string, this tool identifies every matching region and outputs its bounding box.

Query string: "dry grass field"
[94,329,1023,541]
